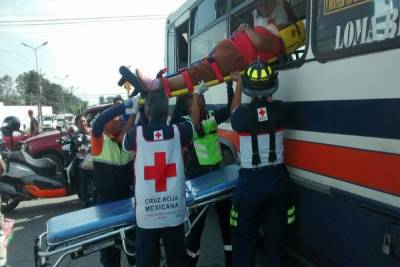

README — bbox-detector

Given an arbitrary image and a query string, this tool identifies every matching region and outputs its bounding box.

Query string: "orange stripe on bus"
[25,185,67,198]
[284,139,400,196]
[218,129,240,152]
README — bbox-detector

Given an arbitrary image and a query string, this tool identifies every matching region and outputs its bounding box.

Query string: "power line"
[0,14,167,27]
[0,13,166,23]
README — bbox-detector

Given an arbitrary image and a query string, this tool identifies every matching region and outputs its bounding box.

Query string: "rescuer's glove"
[194,81,208,95]
[124,95,140,116]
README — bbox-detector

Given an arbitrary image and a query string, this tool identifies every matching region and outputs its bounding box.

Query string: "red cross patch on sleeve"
[154,130,164,141]
[257,107,268,122]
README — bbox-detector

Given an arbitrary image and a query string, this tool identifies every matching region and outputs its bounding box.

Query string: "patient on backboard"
[126,0,304,96]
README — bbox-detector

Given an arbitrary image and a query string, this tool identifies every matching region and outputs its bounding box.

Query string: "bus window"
[230,4,255,31]
[176,21,189,69]
[167,27,176,72]
[290,0,307,19]
[313,0,400,61]
[232,0,250,9]
[190,0,227,35]
[190,20,227,62]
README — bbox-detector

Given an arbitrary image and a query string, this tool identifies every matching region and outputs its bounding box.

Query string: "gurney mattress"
[47,164,239,244]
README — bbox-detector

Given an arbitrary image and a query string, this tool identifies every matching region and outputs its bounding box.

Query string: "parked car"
[55,113,74,130]
[42,115,56,131]
[21,104,113,171]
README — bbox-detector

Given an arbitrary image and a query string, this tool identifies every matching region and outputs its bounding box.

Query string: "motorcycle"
[61,127,96,205]
[0,123,95,212]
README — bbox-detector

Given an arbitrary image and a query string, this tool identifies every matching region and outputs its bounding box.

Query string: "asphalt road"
[5,196,266,267]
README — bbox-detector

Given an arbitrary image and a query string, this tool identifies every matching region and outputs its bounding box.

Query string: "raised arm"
[92,104,125,138]
[191,81,209,128]
[230,71,242,112]
[213,82,234,124]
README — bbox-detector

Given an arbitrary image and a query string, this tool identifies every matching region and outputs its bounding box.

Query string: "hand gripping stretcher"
[34,164,239,267]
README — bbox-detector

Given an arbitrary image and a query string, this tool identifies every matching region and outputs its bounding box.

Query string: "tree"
[13,71,88,115]
[0,75,22,105]
[0,75,14,97]
[15,70,40,105]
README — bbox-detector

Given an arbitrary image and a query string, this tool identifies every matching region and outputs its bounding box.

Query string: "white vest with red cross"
[134,125,186,229]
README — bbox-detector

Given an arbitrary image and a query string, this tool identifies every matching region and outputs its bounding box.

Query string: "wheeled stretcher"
[34,164,239,267]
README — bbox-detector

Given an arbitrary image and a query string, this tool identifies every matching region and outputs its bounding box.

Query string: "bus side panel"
[289,182,400,267]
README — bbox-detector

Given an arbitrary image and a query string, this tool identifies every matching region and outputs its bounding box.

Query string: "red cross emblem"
[144,152,177,192]
[257,107,268,122]
[154,130,163,141]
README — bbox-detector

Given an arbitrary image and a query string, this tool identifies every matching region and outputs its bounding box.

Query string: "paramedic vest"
[134,125,186,229]
[237,101,284,169]
[193,114,223,166]
[92,135,133,165]
[92,135,133,195]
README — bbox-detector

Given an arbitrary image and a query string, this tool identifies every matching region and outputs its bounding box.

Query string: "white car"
[42,115,56,131]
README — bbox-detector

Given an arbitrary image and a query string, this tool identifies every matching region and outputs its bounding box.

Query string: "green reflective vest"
[193,117,222,165]
[192,115,223,166]
[92,136,133,166]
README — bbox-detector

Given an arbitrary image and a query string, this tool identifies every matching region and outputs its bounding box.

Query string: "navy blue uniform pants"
[78,165,91,206]
[232,164,289,267]
[96,193,136,267]
[186,197,232,267]
[135,223,186,267]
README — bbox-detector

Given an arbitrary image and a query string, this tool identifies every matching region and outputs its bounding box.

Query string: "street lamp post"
[54,74,69,115]
[21,41,48,129]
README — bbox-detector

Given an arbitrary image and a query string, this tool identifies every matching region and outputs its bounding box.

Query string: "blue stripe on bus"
[206,99,400,140]
[285,99,400,139]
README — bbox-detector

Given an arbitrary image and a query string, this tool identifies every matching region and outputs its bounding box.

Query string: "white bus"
[165,0,400,266]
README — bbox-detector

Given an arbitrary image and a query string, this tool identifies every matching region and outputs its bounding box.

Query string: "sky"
[0,0,186,105]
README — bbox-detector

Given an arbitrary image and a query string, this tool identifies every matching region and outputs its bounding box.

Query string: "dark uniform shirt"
[91,104,133,199]
[231,99,286,168]
[231,99,285,133]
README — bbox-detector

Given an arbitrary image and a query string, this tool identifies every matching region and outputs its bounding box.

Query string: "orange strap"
[161,76,172,97]
[207,57,224,82]
[181,70,194,92]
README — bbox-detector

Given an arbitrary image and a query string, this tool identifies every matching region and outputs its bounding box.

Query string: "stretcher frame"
[34,164,239,267]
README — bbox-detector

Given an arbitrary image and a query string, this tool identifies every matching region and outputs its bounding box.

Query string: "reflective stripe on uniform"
[287,206,295,225]
[92,136,133,165]
[230,206,238,226]
[186,249,200,258]
[287,206,295,216]
[224,245,233,251]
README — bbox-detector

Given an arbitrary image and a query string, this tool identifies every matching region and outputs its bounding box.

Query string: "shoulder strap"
[247,105,261,166]
[269,129,277,163]
[268,102,279,163]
